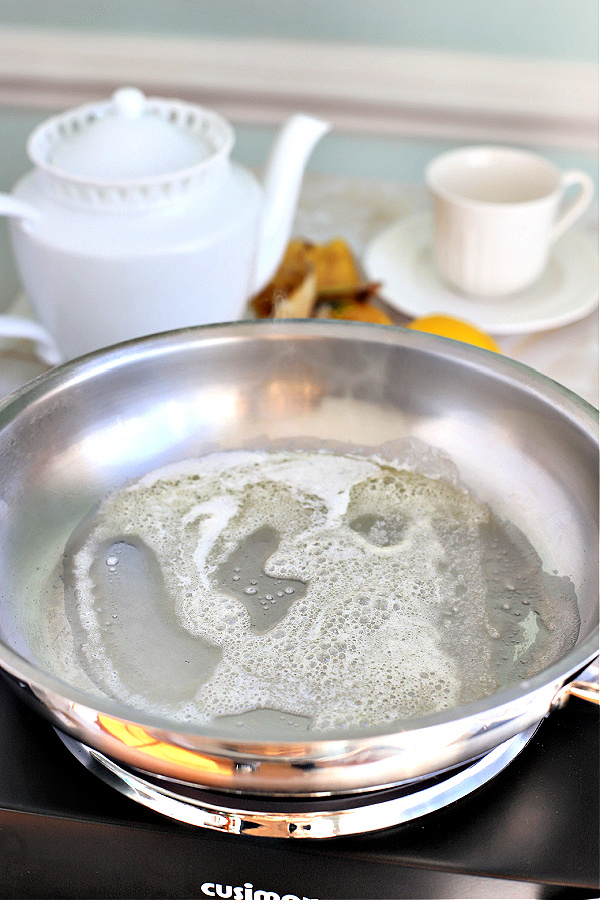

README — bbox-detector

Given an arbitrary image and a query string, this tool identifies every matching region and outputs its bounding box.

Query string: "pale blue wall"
[0,1,597,306]
[0,0,597,61]
[1,0,596,180]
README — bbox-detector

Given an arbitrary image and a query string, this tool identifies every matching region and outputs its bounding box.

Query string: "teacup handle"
[551,170,595,242]
[0,195,62,367]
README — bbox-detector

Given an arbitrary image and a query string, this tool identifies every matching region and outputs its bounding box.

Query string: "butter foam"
[58,448,579,732]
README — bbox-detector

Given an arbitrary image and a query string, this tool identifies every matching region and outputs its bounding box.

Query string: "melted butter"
[52,448,580,734]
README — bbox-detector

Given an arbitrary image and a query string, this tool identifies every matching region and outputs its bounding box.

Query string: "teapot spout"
[250,114,330,295]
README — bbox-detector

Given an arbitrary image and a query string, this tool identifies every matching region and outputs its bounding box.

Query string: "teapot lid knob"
[112,87,146,119]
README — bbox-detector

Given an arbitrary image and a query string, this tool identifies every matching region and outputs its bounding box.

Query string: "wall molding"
[0,25,597,150]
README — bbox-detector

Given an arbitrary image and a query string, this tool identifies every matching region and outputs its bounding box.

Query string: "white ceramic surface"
[425,146,594,297]
[0,89,329,361]
[363,212,599,335]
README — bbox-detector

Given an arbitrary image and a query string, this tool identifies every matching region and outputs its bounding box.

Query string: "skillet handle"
[552,660,599,708]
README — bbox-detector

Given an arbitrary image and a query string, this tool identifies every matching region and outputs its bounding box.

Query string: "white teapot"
[0,88,329,362]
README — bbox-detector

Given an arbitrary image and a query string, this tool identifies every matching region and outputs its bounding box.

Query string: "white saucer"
[363,212,599,335]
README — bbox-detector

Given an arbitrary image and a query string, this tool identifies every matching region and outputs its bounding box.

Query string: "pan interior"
[43,445,582,739]
[0,324,596,743]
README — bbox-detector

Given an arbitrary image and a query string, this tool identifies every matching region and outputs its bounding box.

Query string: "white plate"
[363,212,599,335]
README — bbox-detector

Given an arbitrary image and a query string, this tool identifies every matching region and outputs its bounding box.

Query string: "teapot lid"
[27,88,235,205]
[50,88,212,180]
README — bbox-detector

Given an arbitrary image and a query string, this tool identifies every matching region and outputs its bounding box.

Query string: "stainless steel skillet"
[0,319,597,796]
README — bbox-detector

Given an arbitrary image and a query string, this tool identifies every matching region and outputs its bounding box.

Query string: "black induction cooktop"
[0,674,598,900]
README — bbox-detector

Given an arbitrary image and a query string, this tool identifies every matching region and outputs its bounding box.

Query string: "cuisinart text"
[200,882,316,900]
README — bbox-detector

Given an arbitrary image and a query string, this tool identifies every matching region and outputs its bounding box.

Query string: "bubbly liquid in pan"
[54,449,580,735]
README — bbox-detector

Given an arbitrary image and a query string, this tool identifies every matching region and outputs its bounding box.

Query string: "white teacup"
[425,146,595,297]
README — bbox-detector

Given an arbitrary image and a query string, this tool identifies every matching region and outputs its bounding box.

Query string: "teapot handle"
[0,315,63,367]
[0,195,62,366]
